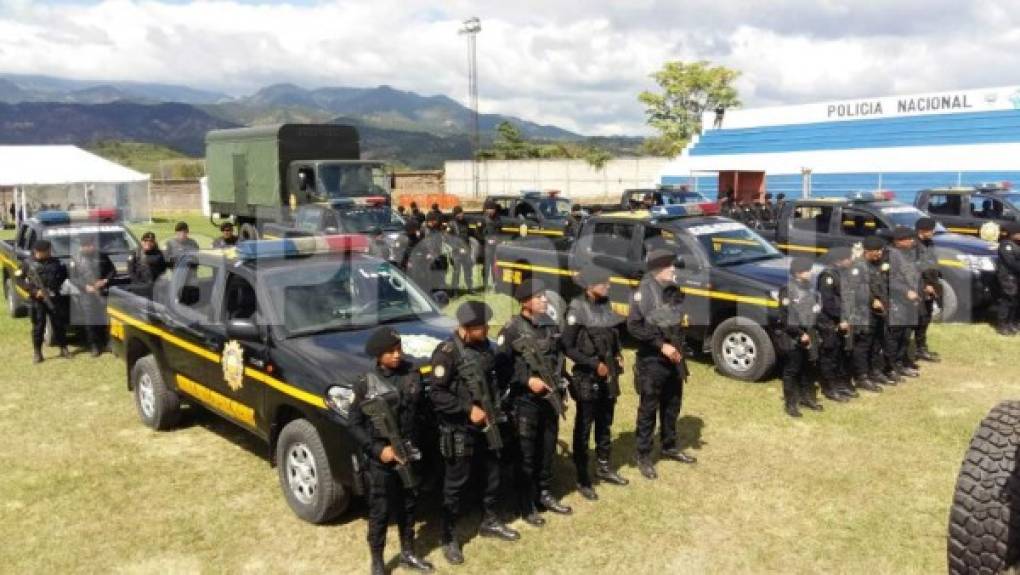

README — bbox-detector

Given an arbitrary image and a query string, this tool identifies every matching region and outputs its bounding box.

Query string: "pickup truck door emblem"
[222,340,246,392]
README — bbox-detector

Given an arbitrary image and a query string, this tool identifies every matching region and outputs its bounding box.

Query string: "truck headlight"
[325,385,355,417]
[956,254,996,273]
[769,289,780,301]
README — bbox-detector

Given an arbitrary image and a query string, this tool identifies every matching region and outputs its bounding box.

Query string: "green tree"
[638,60,741,156]
[477,121,615,168]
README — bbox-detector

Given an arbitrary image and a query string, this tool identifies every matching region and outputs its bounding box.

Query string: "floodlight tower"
[459,16,481,198]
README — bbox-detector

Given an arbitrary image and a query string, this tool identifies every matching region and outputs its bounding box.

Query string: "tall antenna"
[459,16,481,199]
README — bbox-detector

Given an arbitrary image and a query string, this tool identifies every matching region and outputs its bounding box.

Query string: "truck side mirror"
[431,290,450,309]
[227,319,262,342]
[179,285,200,306]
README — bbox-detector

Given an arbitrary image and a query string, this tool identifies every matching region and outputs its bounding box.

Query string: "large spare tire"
[948,401,1020,574]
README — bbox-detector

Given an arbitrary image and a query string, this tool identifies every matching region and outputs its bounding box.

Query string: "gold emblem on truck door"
[222,340,245,392]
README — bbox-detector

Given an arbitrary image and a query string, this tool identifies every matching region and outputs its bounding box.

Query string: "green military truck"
[206,124,393,239]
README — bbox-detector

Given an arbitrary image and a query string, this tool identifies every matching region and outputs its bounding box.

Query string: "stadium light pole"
[459,16,481,199]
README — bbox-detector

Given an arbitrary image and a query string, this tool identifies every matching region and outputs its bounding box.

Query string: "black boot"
[398,547,434,573]
[636,456,657,480]
[661,447,697,463]
[33,347,43,364]
[855,377,882,393]
[895,364,920,378]
[90,345,102,358]
[522,506,546,527]
[595,460,629,486]
[538,491,572,515]
[442,540,464,565]
[916,348,940,362]
[577,484,598,501]
[370,549,385,575]
[479,515,520,541]
[822,381,849,402]
[869,371,890,385]
[785,400,802,418]
[59,346,71,359]
[882,370,901,385]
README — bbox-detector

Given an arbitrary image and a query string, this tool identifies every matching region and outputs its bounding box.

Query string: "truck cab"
[2,208,138,319]
[493,202,794,381]
[769,191,999,320]
[915,183,1020,240]
[107,235,454,524]
[469,190,575,242]
[619,186,709,210]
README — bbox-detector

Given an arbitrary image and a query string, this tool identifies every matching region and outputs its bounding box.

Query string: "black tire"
[933,278,960,324]
[710,317,776,381]
[131,355,181,431]
[947,401,1020,574]
[5,277,26,318]
[276,419,350,524]
[238,222,259,241]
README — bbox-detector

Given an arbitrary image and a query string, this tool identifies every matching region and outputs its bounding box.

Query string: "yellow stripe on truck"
[776,243,829,254]
[107,306,326,409]
[176,374,257,428]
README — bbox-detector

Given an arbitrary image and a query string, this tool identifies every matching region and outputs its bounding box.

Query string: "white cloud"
[0,0,1019,135]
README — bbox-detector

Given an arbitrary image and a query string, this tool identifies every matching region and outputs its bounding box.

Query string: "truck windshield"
[534,198,571,219]
[878,205,948,232]
[660,190,709,205]
[685,222,782,266]
[264,259,437,337]
[43,226,138,257]
[339,206,405,233]
[316,164,389,201]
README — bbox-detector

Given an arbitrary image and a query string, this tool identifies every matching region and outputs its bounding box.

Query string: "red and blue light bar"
[847,190,895,202]
[650,201,721,218]
[235,234,370,260]
[35,208,121,225]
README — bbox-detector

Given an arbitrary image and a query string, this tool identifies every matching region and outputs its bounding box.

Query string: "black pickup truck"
[762,191,999,321]
[914,183,1020,240]
[260,198,408,264]
[2,209,138,320]
[106,235,455,524]
[493,202,796,381]
[613,186,709,210]
[463,190,575,242]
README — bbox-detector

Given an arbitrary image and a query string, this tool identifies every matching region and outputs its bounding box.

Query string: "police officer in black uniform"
[816,247,858,402]
[863,236,900,387]
[348,328,434,575]
[429,301,519,566]
[407,212,448,294]
[778,257,823,417]
[627,249,697,480]
[913,217,941,361]
[996,222,1020,335]
[128,231,167,287]
[481,200,502,288]
[842,247,883,393]
[497,279,573,520]
[887,226,922,378]
[17,239,69,363]
[446,206,475,294]
[70,235,115,357]
[211,222,238,249]
[562,266,628,500]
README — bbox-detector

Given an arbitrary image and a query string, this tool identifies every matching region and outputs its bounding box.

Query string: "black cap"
[645,249,676,270]
[141,231,156,241]
[915,217,936,231]
[764,193,773,200]
[892,226,915,241]
[484,200,498,210]
[827,246,852,263]
[776,193,786,200]
[790,257,813,274]
[174,221,189,233]
[220,222,234,231]
[33,239,52,251]
[365,327,401,358]
[514,279,546,302]
[575,266,611,288]
[452,205,463,215]
[456,301,493,327]
[862,236,885,250]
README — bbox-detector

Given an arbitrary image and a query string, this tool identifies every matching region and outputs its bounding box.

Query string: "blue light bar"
[649,202,720,218]
[35,211,71,225]
[847,190,894,202]
[235,235,370,260]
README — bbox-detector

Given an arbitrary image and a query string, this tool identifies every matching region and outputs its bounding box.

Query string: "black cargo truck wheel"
[238,222,259,241]
[948,401,1020,574]
[131,355,181,431]
[710,317,776,382]
[276,418,350,524]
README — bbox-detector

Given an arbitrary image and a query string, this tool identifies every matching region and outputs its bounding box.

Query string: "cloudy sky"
[0,0,1019,135]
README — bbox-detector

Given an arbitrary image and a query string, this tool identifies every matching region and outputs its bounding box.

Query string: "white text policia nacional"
[827,94,973,119]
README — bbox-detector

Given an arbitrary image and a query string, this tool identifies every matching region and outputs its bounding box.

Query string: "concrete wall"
[393,171,444,197]
[444,158,670,202]
[150,179,202,212]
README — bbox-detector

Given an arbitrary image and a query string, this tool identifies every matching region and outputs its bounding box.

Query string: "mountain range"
[0,73,643,168]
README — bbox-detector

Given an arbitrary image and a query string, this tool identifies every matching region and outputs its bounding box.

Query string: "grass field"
[1,214,1019,573]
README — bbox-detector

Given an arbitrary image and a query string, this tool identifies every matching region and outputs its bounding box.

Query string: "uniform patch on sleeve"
[14,269,22,277]
[812,304,822,313]
[433,365,445,378]
[1008,245,1014,251]
[825,276,834,285]
[851,268,860,276]
[881,263,890,271]
[497,334,505,346]
[567,313,577,326]
[633,292,642,302]
[781,298,790,306]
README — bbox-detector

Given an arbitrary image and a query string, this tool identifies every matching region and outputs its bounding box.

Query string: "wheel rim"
[721,330,757,373]
[137,373,156,419]
[285,442,318,505]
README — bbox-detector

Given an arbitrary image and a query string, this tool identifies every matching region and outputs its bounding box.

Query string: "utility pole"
[459,16,481,199]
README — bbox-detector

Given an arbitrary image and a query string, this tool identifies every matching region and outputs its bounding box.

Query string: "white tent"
[0,145,151,225]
